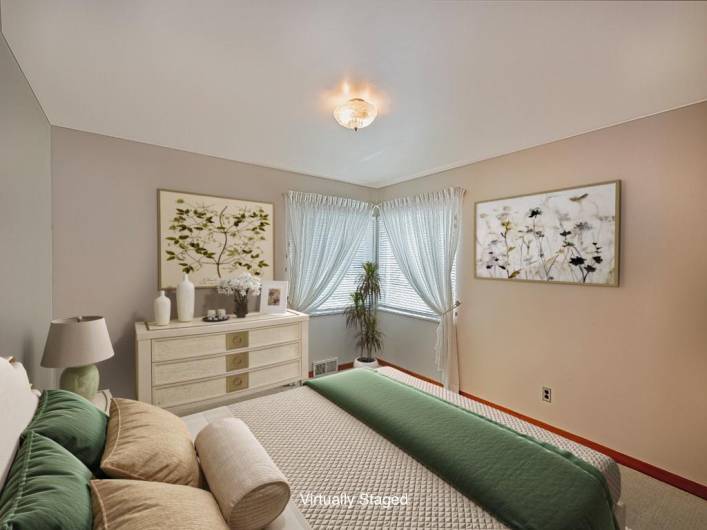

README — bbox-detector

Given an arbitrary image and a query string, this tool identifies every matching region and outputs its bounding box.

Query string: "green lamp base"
[59,364,99,400]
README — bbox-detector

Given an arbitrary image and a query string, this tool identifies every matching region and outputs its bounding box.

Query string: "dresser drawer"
[151,324,299,364]
[152,354,236,386]
[153,377,226,408]
[250,343,299,368]
[153,361,300,408]
[152,343,299,386]
[153,334,226,362]
[249,361,300,388]
[249,324,299,348]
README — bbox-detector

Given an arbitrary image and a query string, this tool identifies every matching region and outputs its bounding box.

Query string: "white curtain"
[379,187,465,391]
[286,191,372,313]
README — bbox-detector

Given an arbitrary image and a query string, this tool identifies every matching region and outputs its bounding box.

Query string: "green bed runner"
[305,369,617,530]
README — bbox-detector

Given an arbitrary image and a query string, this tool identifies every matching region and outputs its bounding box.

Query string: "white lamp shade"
[41,316,115,368]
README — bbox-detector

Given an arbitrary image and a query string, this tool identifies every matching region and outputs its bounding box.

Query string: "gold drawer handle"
[226,352,249,371]
[227,373,249,392]
[226,331,249,350]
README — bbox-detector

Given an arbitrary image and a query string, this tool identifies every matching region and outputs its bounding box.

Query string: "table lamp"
[41,316,115,400]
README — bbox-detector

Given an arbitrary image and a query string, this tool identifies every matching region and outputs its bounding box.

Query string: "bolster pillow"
[195,418,290,530]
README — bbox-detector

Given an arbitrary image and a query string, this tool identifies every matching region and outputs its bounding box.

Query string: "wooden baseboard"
[377,358,443,387]
[307,361,353,379]
[376,357,706,500]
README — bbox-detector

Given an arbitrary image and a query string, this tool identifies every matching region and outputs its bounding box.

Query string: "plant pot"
[354,357,380,369]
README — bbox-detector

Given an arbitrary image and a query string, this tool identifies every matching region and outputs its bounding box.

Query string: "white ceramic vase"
[176,273,195,322]
[153,290,171,326]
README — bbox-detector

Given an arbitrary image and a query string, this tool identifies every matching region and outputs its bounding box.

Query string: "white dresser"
[135,310,309,415]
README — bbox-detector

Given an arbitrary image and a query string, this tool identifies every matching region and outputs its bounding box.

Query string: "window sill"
[310,306,440,323]
[309,308,346,317]
[378,306,440,323]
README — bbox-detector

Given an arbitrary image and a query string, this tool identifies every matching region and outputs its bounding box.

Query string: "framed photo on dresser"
[259,281,289,314]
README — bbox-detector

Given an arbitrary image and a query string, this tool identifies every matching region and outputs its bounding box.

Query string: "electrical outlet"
[542,386,552,403]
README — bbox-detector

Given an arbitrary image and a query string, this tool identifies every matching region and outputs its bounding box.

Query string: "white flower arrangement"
[217,273,262,298]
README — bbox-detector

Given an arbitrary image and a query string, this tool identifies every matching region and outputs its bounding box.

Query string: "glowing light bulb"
[333,98,378,131]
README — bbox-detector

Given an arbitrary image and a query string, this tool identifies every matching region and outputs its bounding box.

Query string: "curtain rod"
[284,187,466,209]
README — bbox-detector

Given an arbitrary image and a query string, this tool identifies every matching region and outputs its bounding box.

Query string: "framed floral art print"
[474,181,620,286]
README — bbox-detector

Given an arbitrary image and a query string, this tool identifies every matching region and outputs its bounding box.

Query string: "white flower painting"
[475,181,620,286]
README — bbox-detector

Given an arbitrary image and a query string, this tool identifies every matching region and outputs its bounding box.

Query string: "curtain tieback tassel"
[440,300,461,316]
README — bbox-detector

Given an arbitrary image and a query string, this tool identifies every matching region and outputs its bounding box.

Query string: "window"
[314,217,376,313]
[312,215,455,319]
[378,219,439,319]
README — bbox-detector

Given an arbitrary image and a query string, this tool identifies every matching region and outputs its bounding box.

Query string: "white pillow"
[0,357,39,490]
[195,418,290,530]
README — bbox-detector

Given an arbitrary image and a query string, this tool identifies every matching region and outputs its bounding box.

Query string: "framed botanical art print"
[158,190,274,288]
[259,281,289,314]
[475,180,620,286]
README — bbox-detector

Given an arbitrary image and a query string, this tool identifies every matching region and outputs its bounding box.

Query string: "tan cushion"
[195,418,290,530]
[90,479,228,530]
[101,398,200,487]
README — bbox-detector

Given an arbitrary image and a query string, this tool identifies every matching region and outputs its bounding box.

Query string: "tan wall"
[51,127,374,397]
[50,103,706,483]
[0,21,53,388]
[378,102,707,485]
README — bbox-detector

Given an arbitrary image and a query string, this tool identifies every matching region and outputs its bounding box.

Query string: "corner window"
[311,216,455,320]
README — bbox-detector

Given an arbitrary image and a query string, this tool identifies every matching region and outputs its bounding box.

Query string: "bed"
[183,366,629,530]
[2,357,628,530]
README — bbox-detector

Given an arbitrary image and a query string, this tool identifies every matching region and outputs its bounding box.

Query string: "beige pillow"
[91,479,228,530]
[195,418,290,530]
[101,398,200,487]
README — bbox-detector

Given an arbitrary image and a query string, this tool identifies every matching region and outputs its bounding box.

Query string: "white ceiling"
[2,1,706,188]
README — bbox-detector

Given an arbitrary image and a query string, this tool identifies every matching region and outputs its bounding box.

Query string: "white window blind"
[310,215,455,319]
[378,219,456,319]
[314,218,376,313]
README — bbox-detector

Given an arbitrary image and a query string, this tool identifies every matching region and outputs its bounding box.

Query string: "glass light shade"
[333,98,377,131]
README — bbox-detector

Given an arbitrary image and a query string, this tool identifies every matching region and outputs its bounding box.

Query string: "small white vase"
[153,290,171,326]
[176,273,195,322]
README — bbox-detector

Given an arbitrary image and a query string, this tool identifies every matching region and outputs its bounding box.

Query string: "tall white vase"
[176,273,195,322]
[153,290,171,326]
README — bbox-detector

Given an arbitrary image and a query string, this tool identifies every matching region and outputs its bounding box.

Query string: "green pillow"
[0,432,93,530]
[25,389,107,472]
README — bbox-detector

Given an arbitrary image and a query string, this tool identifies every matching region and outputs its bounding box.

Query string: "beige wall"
[378,102,707,485]
[51,127,374,397]
[0,20,53,388]
[49,103,706,484]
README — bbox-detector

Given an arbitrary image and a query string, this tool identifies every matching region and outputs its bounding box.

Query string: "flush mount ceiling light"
[333,98,377,131]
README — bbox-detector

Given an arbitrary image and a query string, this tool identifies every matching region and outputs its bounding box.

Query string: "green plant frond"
[345,261,384,359]
[357,261,382,302]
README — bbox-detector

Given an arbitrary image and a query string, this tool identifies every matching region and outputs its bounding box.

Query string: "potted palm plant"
[345,261,383,368]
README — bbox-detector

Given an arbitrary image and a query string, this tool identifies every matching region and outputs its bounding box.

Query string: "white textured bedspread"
[222,367,621,530]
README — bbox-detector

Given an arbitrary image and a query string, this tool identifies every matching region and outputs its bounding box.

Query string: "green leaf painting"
[159,190,274,288]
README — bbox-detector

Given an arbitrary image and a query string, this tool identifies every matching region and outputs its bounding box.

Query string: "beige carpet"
[620,465,707,529]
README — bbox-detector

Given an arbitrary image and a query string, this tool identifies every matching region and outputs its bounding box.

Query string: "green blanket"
[305,369,617,530]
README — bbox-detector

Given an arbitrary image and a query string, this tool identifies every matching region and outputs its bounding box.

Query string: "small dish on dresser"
[202,315,230,323]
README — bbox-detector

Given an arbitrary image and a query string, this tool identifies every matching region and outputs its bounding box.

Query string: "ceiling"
[2,1,706,188]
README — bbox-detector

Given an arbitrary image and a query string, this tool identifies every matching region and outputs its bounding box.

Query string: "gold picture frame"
[474,180,621,287]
